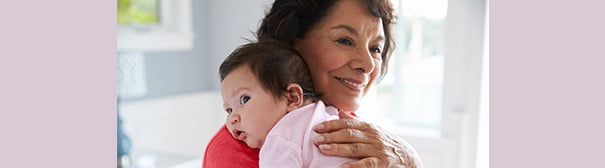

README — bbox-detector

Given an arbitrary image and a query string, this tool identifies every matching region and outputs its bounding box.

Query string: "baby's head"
[219,39,319,148]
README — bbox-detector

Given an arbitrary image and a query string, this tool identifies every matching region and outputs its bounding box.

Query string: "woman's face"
[294,0,385,112]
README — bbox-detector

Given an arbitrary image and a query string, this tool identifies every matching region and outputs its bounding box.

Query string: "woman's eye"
[240,96,251,104]
[370,47,382,55]
[226,108,233,114]
[336,38,353,46]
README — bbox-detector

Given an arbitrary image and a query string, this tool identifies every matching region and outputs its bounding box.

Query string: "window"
[358,0,449,137]
[357,0,488,167]
[118,0,160,25]
[117,0,193,51]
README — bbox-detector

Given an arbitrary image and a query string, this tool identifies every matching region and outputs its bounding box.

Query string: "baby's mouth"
[233,129,247,141]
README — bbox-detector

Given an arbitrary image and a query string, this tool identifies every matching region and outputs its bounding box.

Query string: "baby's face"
[220,65,289,149]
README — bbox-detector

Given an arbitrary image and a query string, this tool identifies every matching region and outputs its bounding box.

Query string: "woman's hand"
[312,111,423,168]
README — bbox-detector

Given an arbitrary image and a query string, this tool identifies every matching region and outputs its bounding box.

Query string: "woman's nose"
[350,49,376,74]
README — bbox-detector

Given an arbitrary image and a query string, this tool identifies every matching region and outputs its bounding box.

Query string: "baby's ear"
[284,83,304,112]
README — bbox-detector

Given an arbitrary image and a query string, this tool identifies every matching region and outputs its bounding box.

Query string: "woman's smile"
[335,77,367,90]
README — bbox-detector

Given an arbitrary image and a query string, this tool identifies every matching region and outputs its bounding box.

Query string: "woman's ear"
[284,83,304,112]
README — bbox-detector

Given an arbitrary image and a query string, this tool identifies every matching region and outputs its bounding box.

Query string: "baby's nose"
[227,113,240,125]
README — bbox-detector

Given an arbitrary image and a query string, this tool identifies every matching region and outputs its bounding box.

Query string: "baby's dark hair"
[219,39,320,102]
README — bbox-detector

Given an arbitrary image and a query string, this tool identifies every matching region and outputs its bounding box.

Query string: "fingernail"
[319,144,331,150]
[340,165,351,168]
[313,135,324,143]
[314,124,324,130]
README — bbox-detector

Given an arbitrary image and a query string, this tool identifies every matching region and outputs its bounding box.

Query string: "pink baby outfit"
[259,100,357,168]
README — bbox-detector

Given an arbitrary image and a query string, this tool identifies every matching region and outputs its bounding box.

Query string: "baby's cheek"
[251,138,263,149]
[225,123,234,136]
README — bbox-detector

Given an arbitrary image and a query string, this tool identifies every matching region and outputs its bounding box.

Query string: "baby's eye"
[240,95,251,104]
[336,38,353,46]
[226,108,233,114]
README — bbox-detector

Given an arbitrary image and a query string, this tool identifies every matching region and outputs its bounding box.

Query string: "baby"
[218,40,357,167]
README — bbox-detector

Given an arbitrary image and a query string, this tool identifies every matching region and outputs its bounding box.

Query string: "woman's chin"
[321,94,363,112]
[333,99,361,112]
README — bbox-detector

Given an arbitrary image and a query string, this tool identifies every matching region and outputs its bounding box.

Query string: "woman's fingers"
[326,143,414,168]
[313,118,371,133]
[313,118,422,168]
[313,128,376,144]
[340,157,382,168]
[317,143,378,158]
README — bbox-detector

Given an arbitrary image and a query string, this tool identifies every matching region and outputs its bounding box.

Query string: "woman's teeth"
[337,78,366,88]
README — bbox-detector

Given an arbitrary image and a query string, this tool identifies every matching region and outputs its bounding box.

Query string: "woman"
[204,0,422,167]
